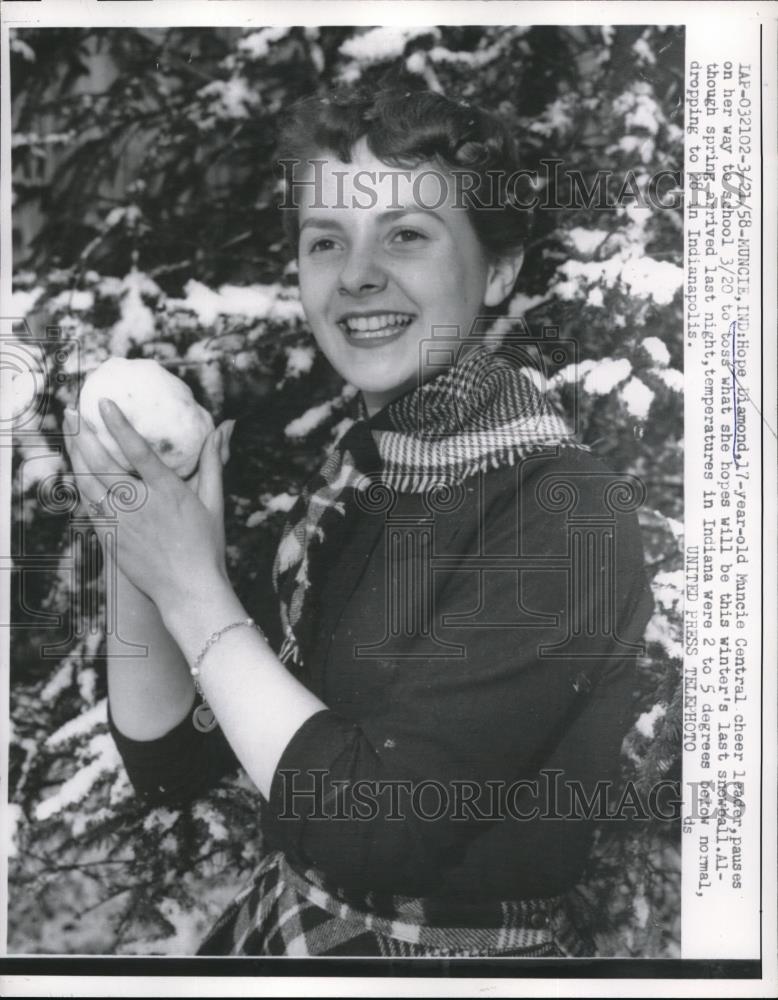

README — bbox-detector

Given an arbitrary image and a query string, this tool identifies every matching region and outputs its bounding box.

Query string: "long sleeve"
[108,695,241,806]
[261,447,655,898]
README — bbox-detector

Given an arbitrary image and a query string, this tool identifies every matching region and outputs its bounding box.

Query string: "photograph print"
[7,22,685,959]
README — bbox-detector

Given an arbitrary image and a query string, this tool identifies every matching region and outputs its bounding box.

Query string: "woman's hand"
[62,398,235,615]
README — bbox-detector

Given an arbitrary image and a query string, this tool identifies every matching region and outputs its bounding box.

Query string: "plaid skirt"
[196,850,595,958]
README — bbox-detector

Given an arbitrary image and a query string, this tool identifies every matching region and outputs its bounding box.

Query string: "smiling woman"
[293,137,520,414]
[279,91,529,416]
[95,86,655,958]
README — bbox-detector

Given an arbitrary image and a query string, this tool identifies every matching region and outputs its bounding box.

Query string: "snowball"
[582,358,632,396]
[78,358,214,478]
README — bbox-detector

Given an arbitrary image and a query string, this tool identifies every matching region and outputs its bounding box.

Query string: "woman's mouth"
[337,312,415,343]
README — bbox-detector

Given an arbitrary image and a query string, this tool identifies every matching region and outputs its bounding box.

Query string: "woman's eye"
[392,228,427,244]
[307,237,338,253]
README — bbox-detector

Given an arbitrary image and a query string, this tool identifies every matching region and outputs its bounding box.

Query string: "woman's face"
[296,138,519,416]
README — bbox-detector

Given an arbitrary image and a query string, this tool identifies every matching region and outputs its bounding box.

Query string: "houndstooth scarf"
[272,346,586,670]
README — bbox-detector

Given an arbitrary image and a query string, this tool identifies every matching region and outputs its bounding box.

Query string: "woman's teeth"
[340,313,414,337]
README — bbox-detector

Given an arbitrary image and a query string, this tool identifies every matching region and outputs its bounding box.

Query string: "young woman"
[64,88,654,957]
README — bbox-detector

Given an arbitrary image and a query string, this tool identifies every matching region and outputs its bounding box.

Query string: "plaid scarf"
[272,347,585,671]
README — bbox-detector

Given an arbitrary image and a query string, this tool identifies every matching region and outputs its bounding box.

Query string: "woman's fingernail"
[98,398,115,415]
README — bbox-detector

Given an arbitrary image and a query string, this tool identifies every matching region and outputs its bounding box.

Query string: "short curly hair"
[276,86,533,262]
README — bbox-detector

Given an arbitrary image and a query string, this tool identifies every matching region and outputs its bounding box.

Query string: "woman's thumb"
[218,419,236,465]
[197,431,224,515]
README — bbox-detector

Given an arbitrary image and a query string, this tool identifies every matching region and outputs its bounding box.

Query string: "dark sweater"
[109,444,654,902]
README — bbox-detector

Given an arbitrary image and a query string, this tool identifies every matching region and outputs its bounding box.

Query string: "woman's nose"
[337,248,388,297]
